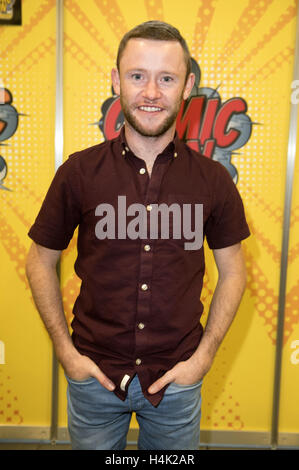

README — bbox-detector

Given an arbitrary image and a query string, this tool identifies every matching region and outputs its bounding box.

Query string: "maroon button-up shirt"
[28,127,250,406]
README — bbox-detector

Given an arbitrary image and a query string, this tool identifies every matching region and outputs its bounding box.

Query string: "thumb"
[148,371,174,394]
[92,366,115,391]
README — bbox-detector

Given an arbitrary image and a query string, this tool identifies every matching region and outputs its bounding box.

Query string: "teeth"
[139,106,162,112]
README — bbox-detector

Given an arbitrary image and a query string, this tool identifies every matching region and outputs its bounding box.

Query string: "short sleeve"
[204,163,250,249]
[28,155,81,250]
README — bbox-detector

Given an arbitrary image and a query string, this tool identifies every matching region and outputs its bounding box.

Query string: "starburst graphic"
[0,0,298,435]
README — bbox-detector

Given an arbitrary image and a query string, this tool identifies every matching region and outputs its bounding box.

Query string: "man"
[26,21,250,450]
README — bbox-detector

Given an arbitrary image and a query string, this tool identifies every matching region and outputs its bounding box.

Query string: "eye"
[161,76,173,83]
[132,73,143,81]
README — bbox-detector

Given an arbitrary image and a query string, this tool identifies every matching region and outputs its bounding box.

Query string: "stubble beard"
[120,94,183,138]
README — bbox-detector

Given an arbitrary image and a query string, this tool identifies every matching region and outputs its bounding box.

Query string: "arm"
[148,242,247,392]
[25,242,115,390]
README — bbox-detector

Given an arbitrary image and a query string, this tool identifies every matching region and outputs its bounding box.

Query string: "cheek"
[120,85,139,100]
[168,89,185,108]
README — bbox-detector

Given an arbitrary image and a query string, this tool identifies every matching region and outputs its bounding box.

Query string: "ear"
[183,73,195,100]
[111,68,120,96]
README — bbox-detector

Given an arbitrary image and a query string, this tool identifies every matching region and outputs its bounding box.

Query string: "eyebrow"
[125,68,178,76]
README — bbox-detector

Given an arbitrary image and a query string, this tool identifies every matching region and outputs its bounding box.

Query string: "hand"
[62,350,115,391]
[148,354,212,394]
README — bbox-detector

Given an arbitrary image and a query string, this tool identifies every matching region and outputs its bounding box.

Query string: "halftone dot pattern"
[0,0,56,425]
[289,242,299,260]
[1,0,298,432]
[204,357,244,431]
[144,0,164,21]
[284,281,299,344]
[249,221,280,264]
[93,0,129,40]
[1,4,56,213]
[6,36,56,79]
[212,0,274,72]
[191,0,216,55]
[64,0,115,60]
[2,193,32,228]
[0,213,29,289]
[64,33,107,75]
[290,204,299,227]
[0,371,23,425]
[1,0,55,61]
[34,0,299,432]
[244,247,279,345]
[243,185,283,223]
[241,45,294,90]
[227,4,297,82]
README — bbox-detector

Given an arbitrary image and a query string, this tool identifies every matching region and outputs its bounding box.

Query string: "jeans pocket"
[65,374,96,386]
[169,379,203,390]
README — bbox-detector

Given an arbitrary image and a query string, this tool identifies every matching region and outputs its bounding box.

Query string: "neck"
[124,122,175,162]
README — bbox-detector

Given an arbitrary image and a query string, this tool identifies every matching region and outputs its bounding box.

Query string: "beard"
[120,94,183,138]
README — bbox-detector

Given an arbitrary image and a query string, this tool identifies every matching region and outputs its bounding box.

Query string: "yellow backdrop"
[0,0,56,428]
[278,114,299,439]
[0,0,298,444]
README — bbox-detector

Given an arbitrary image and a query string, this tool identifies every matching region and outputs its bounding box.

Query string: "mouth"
[138,106,164,113]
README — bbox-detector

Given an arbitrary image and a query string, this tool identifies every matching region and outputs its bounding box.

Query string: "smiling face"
[111,38,194,138]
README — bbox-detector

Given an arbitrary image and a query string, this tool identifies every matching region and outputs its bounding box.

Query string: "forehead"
[119,38,186,74]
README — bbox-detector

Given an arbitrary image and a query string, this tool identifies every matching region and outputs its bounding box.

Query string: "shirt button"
[146,204,152,211]
[136,358,142,365]
[144,244,151,252]
[141,283,148,291]
[139,168,146,175]
[138,322,145,330]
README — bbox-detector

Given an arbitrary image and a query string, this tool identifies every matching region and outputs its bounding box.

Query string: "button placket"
[134,156,173,368]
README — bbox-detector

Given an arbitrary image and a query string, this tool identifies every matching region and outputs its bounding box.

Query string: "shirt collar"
[119,125,179,160]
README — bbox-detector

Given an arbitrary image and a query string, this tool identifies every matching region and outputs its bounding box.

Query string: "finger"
[92,367,115,391]
[148,372,173,394]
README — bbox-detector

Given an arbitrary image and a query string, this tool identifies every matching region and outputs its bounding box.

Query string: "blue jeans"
[66,373,202,450]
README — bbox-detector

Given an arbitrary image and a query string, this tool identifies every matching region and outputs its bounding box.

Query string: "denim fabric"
[66,373,202,450]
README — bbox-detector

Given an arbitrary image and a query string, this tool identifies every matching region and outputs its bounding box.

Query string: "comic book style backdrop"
[0,0,299,444]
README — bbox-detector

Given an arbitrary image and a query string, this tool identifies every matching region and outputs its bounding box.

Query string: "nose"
[143,79,161,101]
